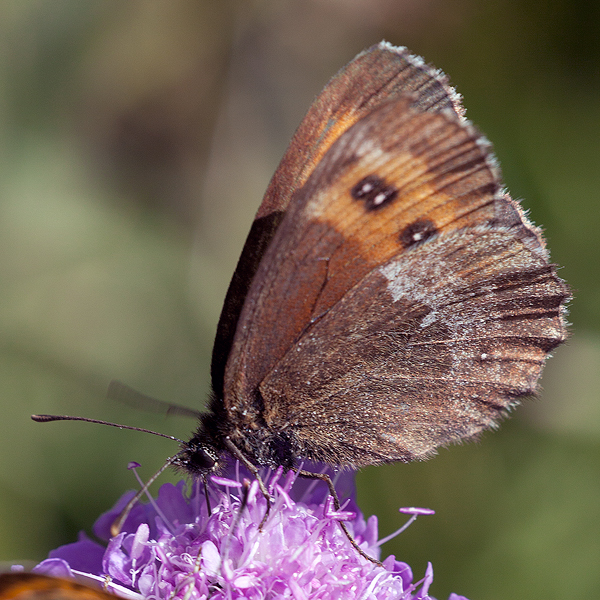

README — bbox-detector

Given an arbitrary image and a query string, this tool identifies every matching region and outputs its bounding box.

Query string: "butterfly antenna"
[110,452,185,536]
[31,414,192,537]
[31,414,186,444]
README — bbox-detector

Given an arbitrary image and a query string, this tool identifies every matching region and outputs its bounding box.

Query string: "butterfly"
[177,41,569,480]
[0,573,118,600]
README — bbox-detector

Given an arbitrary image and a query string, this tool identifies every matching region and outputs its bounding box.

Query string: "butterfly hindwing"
[220,91,568,464]
[258,227,568,465]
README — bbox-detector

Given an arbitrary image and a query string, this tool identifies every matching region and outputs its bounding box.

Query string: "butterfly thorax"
[177,391,298,478]
[224,390,298,471]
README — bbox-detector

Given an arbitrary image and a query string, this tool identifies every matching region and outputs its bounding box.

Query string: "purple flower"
[33,463,468,600]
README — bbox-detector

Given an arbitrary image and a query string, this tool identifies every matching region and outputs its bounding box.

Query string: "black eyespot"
[351,174,398,211]
[399,218,438,249]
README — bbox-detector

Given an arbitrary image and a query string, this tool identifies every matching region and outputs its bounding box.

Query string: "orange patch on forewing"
[314,151,463,248]
[305,130,498,315]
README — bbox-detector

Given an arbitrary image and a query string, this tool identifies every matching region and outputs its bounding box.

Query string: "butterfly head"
[176,428,223,477]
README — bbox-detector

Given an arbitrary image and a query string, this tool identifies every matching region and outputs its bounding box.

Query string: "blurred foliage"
[0,1,598,599]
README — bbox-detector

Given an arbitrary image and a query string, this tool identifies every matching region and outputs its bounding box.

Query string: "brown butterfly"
[179,42,569,479]
[0,573,118,600]
[34,42,569,561]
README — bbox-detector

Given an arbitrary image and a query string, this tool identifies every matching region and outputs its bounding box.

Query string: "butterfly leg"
[201,475,212,516]
[296,469,382,566]
[223,437,272,528]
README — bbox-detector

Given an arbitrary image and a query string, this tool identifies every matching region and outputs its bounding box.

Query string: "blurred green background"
[0,1,598,599]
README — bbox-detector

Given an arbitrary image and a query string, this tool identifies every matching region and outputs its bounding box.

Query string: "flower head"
[34,463,468,600]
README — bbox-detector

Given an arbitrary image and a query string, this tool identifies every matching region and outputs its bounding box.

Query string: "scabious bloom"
[33,462,468,600]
